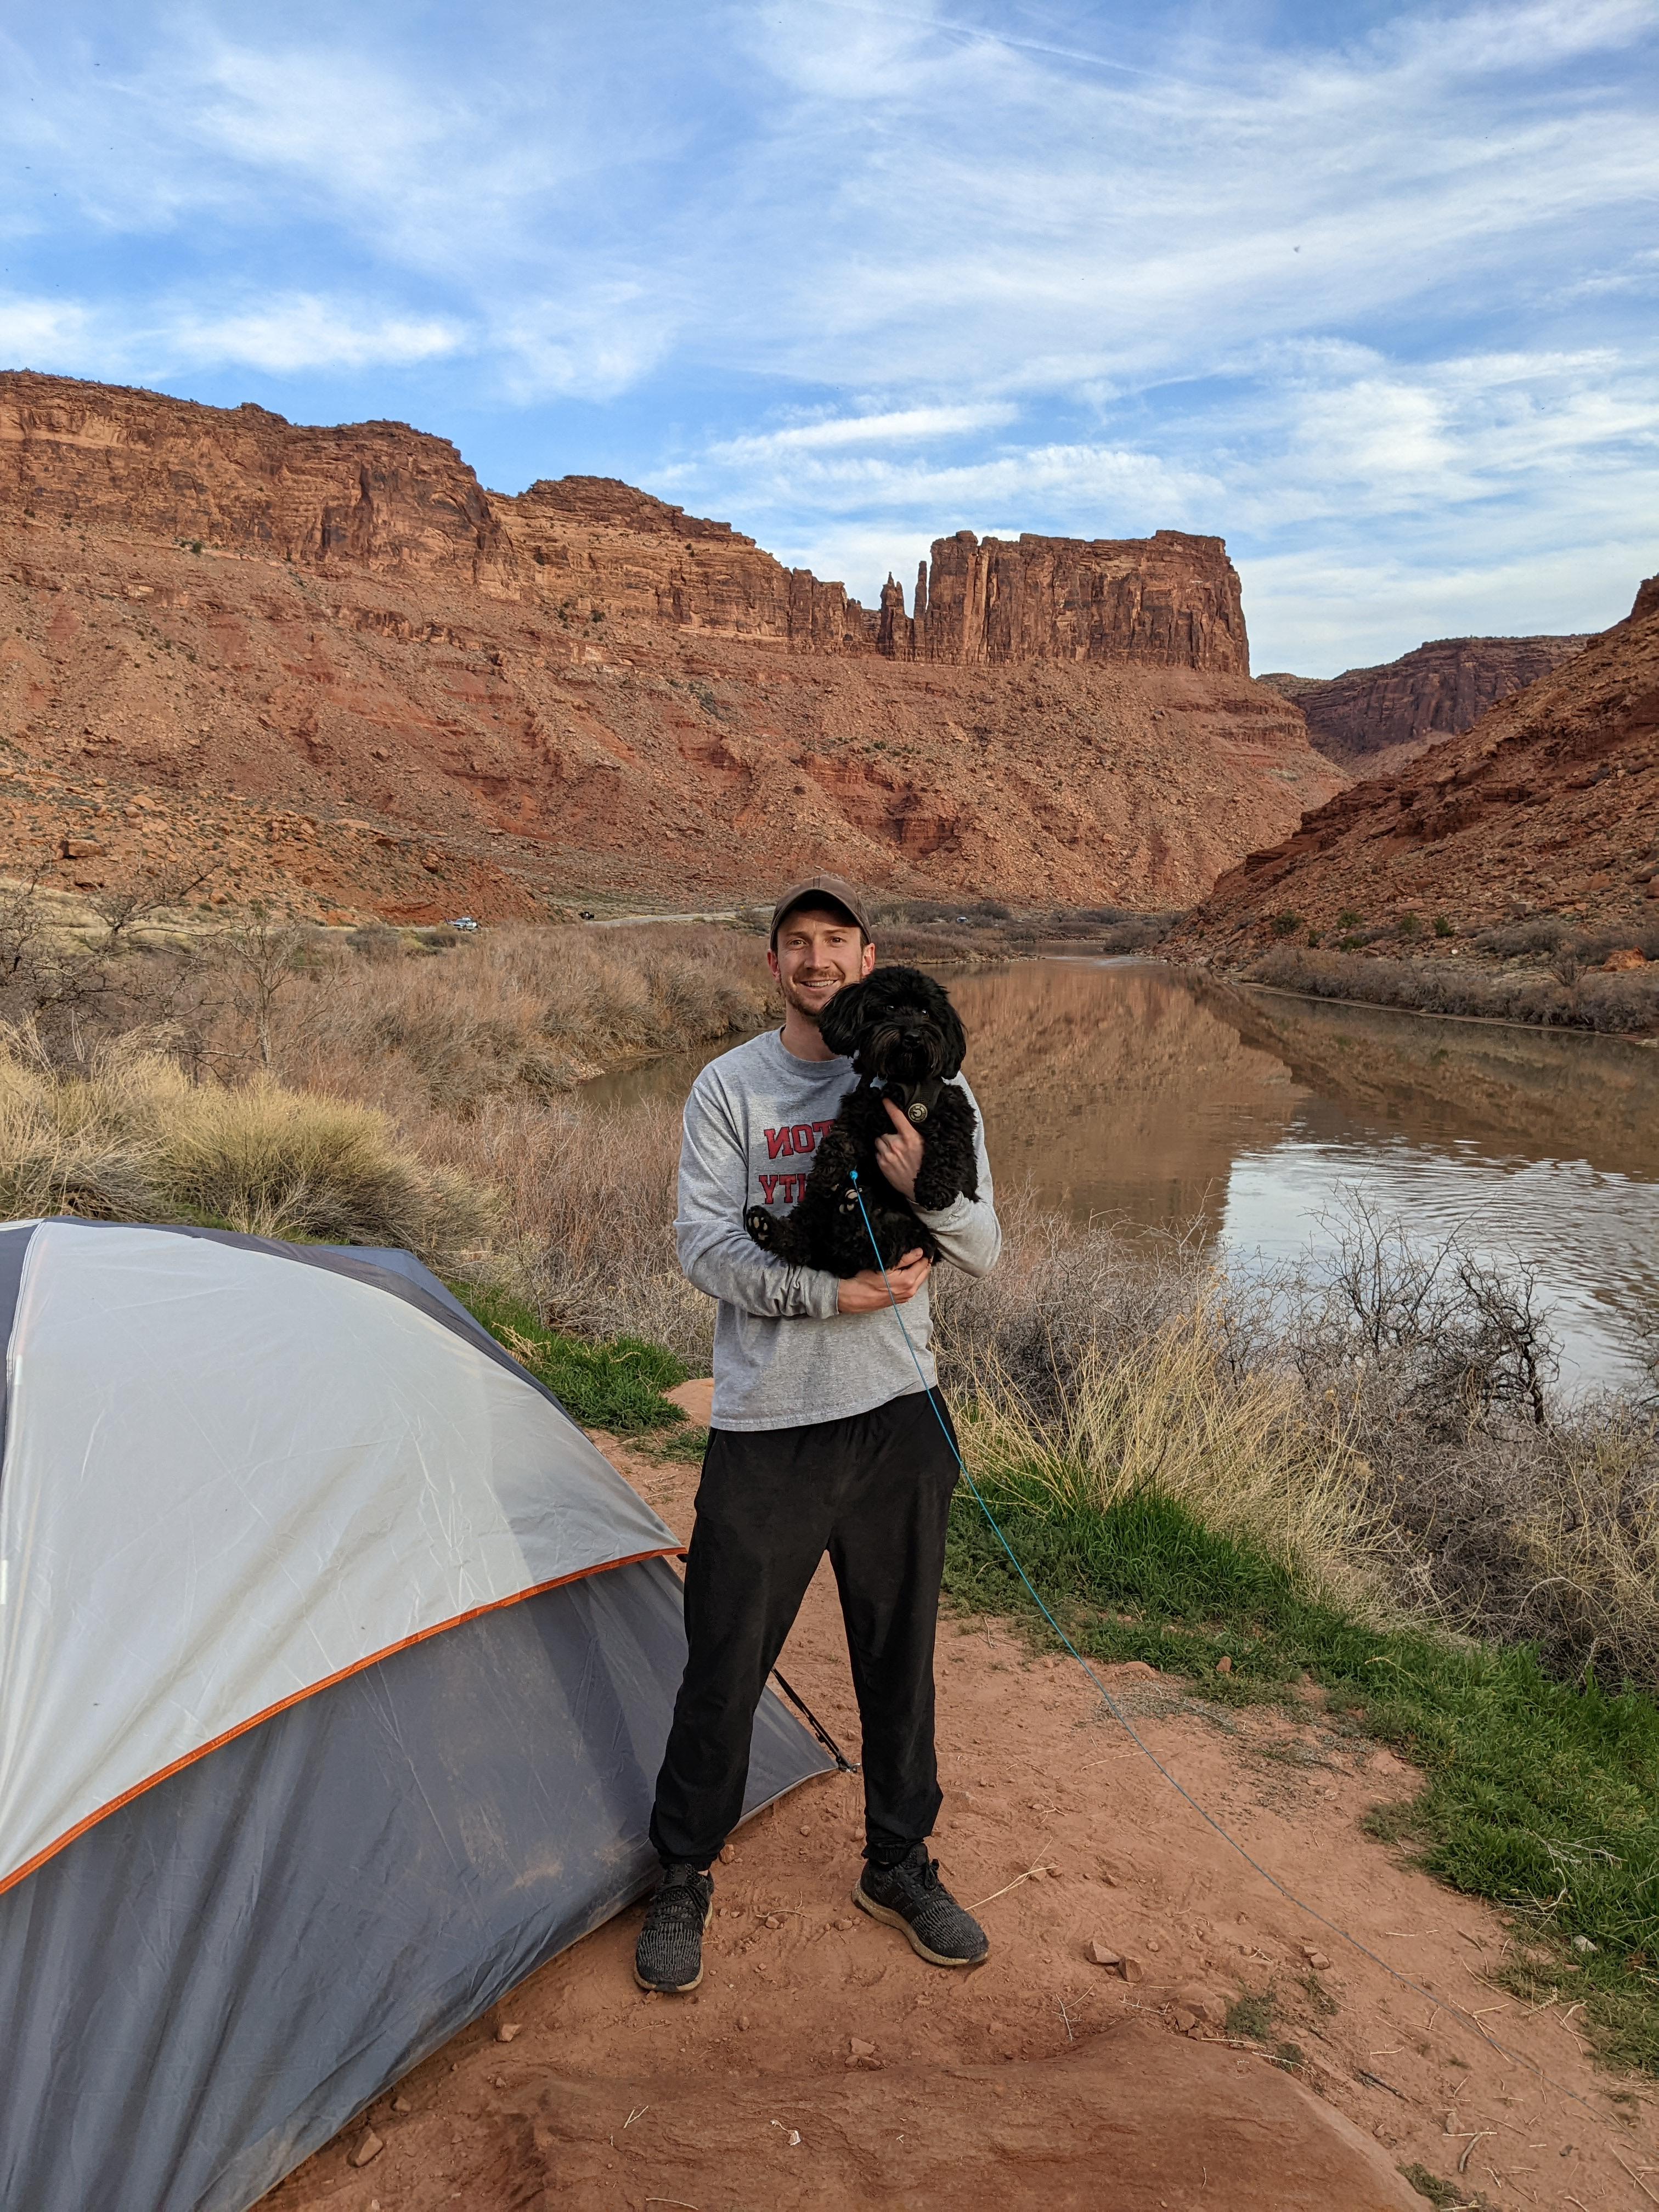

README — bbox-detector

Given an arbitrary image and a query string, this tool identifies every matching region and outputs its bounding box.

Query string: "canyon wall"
[0,371,1338,922]
[1177,579,1659,953]
[892,529,1248,675]
[2,373,1247,672]
[1257,634,1590,768]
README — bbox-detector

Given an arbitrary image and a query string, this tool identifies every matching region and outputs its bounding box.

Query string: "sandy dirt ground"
[261,1439,1659,2212]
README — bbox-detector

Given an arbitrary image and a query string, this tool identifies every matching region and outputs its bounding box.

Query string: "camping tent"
[0,1218,828,2212]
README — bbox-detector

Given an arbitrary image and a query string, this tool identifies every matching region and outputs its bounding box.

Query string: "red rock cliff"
[1257,634,1590,768]
[884,528,1248,674]
[0,370,1335,921]
[1177,578,1659,950]
[2,374,1251,671]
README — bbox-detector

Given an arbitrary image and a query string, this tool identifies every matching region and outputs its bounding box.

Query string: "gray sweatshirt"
[675,1027,1001,1431]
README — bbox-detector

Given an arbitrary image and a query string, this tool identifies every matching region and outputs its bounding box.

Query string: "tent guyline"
[844,1171,1617,2136]
[769,1668,860,1773]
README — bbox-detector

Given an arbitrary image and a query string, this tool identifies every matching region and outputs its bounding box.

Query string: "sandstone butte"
[1257,631,1592,771]
[1173,574,1659,958]
[0,370,1342,923]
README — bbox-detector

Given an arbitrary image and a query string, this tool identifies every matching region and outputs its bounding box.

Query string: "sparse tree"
[218,909,312,1070]
[89,861,218,952]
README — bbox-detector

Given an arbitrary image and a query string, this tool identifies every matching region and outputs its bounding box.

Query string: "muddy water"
[585,960,1659,1389]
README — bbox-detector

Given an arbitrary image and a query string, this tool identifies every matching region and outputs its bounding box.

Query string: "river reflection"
[584,960,1659,1389]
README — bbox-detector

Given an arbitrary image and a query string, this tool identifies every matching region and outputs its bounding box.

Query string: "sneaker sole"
[853,1882,988,1968]
[633,1895,713,1994]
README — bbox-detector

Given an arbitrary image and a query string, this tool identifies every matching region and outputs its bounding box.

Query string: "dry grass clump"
[266,923,775,1114]
[420,1090,712,1360]
[930,1186,1659,1686]
[0,1030,491,1259]
[961,1303,1386,1618]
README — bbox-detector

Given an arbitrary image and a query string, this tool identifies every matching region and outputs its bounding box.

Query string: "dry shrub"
[422,1091,712,1361]
[1247,944,1659,1034]
[0,1029,491,1261]
[261,923,775,1114]
[962,1301,1386,1617]
[1508,1417,1659,1684]
[160,1079,492,1252]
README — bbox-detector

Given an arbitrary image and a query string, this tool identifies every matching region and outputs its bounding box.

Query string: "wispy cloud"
[1,1,1654,665]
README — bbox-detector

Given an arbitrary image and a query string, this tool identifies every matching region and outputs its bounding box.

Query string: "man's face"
[768,906,876,1024]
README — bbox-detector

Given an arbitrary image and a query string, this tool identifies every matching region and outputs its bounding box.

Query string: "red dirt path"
[259,1440,1659,2212]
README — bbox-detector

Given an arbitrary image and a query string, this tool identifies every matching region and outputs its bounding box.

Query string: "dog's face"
[819,964,966,1083]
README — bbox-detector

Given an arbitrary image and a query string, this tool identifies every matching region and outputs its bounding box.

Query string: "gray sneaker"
[854,1844,989,1967]
[634,1862,714,1993]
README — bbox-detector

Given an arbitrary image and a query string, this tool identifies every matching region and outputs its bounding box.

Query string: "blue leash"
[847,1171,1611,2115]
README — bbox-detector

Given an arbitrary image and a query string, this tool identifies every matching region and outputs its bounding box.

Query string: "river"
[585,959,1659,1392]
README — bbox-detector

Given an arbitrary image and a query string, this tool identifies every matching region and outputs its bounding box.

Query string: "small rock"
[1571,1935,1599,1954]
[719,1844,735,1864]
[1144,1937,1161,1953]
[849,2036,877,2058]
[1028,1866,1047,1882]
[1171,2006,1199,2034]
[495,2023,521,2043]
[765,1915,781,1929]
[1088,1939,1121,1967]
[1300,1945,1331,1970]
[349,2130,383,2169]
[737,2013,751,2031]
[1175,1983,1228,2027]
[833,1916,854,1931]
[390,2095,413,2115]
[1119,1956,1147,1984]
[1215,1655,1233,1675]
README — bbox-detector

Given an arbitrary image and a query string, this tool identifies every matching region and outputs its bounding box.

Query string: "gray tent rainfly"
[0,1218,829,2212]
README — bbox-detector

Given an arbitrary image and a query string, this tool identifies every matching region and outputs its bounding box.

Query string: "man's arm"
[675,1070,842,1321]
[874,1084,1002,1279]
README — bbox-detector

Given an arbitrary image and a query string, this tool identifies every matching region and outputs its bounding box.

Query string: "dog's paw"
[744,1203,778,1250]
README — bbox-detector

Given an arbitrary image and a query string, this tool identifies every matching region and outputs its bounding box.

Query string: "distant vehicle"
[443,916,480,932]
[579,910,596,921]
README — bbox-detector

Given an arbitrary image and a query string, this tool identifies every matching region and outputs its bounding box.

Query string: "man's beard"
[780,970,848,1025]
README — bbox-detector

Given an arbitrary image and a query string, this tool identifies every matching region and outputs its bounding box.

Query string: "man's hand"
[874,1098,926,1202]
[837,1246,931,1313]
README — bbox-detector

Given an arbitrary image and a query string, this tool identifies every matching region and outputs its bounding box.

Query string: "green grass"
[452,1283,691,1435]
[944,1471,1659,2072]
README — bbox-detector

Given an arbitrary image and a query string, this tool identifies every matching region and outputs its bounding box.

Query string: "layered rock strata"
[2,373,1246,672]
[0,371,1340,920]
[1259,634,1590,768]
[1177,578,1659,952]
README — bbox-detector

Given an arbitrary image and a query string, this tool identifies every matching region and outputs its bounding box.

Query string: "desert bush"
[1245,944,1659,1034]
[0,1029,492,1259]
[254,921,775,1115]
[424,1090,712,1361]
[958,1302,1386,1617]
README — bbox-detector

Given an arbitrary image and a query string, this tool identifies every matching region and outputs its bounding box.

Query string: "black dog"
[744,966,978,1277]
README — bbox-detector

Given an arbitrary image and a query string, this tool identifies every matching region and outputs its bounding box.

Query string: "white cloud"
[0,297,91,359]
[3,1,1655,670]
[162,295,464,373]
[709,404,1018,459]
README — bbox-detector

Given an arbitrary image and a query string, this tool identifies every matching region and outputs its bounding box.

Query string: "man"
[634,875,1001,1996]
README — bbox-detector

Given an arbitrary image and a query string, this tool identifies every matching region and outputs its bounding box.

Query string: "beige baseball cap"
[769,873,874,945]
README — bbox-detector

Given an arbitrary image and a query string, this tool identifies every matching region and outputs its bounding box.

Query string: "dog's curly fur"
[744,965,978,1277]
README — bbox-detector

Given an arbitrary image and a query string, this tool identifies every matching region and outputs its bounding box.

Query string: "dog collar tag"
[907,1101,929,1124]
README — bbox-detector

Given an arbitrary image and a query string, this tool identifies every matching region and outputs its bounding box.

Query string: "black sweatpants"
[647,1387,960,1870]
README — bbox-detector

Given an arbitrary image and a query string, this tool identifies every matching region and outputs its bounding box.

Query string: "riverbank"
[1181,929,1659,1039]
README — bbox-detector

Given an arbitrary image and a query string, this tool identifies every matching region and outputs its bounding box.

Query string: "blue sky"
[3,2,1656,672]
